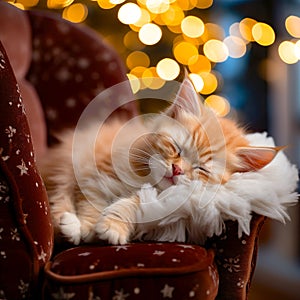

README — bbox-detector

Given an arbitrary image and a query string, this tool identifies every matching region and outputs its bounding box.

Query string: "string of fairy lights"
[6,0,300,117]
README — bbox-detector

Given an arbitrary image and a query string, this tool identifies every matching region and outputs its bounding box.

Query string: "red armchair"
[0,2,266,299]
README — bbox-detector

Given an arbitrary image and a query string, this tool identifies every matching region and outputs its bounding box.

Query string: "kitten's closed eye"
[193,166,210,174]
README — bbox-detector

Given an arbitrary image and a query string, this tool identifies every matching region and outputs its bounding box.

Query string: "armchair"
[0,2,267,299]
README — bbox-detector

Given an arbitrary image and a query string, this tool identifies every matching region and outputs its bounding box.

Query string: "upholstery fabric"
[0,41,53,300]
[43,243,219,300]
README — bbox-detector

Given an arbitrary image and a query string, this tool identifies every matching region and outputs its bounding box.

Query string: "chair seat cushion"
[44,243,219,300]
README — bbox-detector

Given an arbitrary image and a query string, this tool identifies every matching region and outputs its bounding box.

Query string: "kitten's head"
[129,77,279,190]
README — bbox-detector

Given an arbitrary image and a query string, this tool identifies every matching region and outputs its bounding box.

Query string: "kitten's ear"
[234,146,283,172]
[166,73,203,118]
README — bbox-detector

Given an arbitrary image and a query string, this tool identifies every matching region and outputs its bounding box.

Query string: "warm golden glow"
[224,36,247,58]
[126,51,150,69]
[118,3,142,25]
[123,31,145,50]
[173,41,198,65]
[181,16,205,38]
[160,4,184,26]
[47,0,74,9]
[97,0,115,9]
[142,67,166,89]
[278,41,298,64]
[285,15,300,38]
[196,0,213,9]
[139,23,162,45]
[199,72,218,95]
[239,18,257,42]
[17,0,39,7]
[62,3,88,23]
[188,73,204,92]
[134,8,151,27]
[200,23,225,43]
[109,0,125,4]
[127,73,141,94]
[295,40,300,59]
[252,22,275,46]
[156,58,180,80]
[188,54,211,73]
[203,39,228,63]
[146,0,170,14]
[205,95,230,117]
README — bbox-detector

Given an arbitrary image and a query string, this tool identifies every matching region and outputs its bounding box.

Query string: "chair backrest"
[0,40,53,300]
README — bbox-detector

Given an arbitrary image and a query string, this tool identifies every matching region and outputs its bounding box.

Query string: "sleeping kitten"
[39,78,278,245]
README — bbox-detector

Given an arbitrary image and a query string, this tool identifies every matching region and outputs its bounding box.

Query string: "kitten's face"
[129,77,278,190]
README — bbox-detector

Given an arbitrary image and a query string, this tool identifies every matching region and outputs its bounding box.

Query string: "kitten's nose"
[172,164,184,176]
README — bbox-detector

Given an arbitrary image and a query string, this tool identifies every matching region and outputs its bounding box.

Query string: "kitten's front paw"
[59,212,81,245]
[95,216,130,245]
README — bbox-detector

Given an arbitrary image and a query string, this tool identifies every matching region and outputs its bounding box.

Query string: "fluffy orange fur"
[39,78,278,245]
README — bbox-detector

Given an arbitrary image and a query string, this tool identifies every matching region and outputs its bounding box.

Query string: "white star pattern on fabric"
[38,248,47,262]
[160,284,174,298]
[153,250,165,256]
[16,159,29,176]
[112,289,130,300]
[178,245,195,249]
[113,245,129,252]
[51,287,75,299]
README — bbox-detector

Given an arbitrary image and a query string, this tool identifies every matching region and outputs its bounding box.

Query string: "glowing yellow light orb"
[123,31,144,50]
[62,3,88,23]
[126,51,150,70]
[146,0,170,14]
[188,73,204,92]
[142,67,166,89]
[97,0,115,9]
[188,54,211,73]
[127,74,141,94]
[47,0,74,9]
[118,3,141,25]
[278,41,298,64]
[17,0,39,7]
[138,23,162,45]
[285,15,300,38]
[173,41,198,65]
[109,0,125,4]
[295,40,300,59]
[203,39,229,63]
[160,4,184,26]
[252,22,275,46]
[205,95,230,117]
[181,16,205,38]
[134,8,151,27]
[196,0,213,9]
[199,72,218,95]
[156,58,180,81]
[239,18,257,42]
[223,36,247,58]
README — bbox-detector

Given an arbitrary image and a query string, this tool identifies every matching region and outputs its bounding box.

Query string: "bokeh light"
[156,58,180,80]
[205,95,230,116]
[181,16,205,38]
[239,18,257,42]
[62,3,88,23]
[189,73,204,92]
[199,72,218,95]
[285,15,300,38]
[188,54,211,73]
[173,41,198,65]
[127,73,141,94]
[196,0,213,9]
[97,0,115,10]
[126,51,150,69]
[160,4,184,26]
[224,36,247,58]
[252,22,275,46]
[17,0,39,7]
[146,0,170,14]
[142,67,166,89]
[139,23,162,45]
[278,41,298,64]
[118,3,141,25]
[203,39,229,63]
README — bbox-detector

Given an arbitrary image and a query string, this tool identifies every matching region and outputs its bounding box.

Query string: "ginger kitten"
[39,78,278,245]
